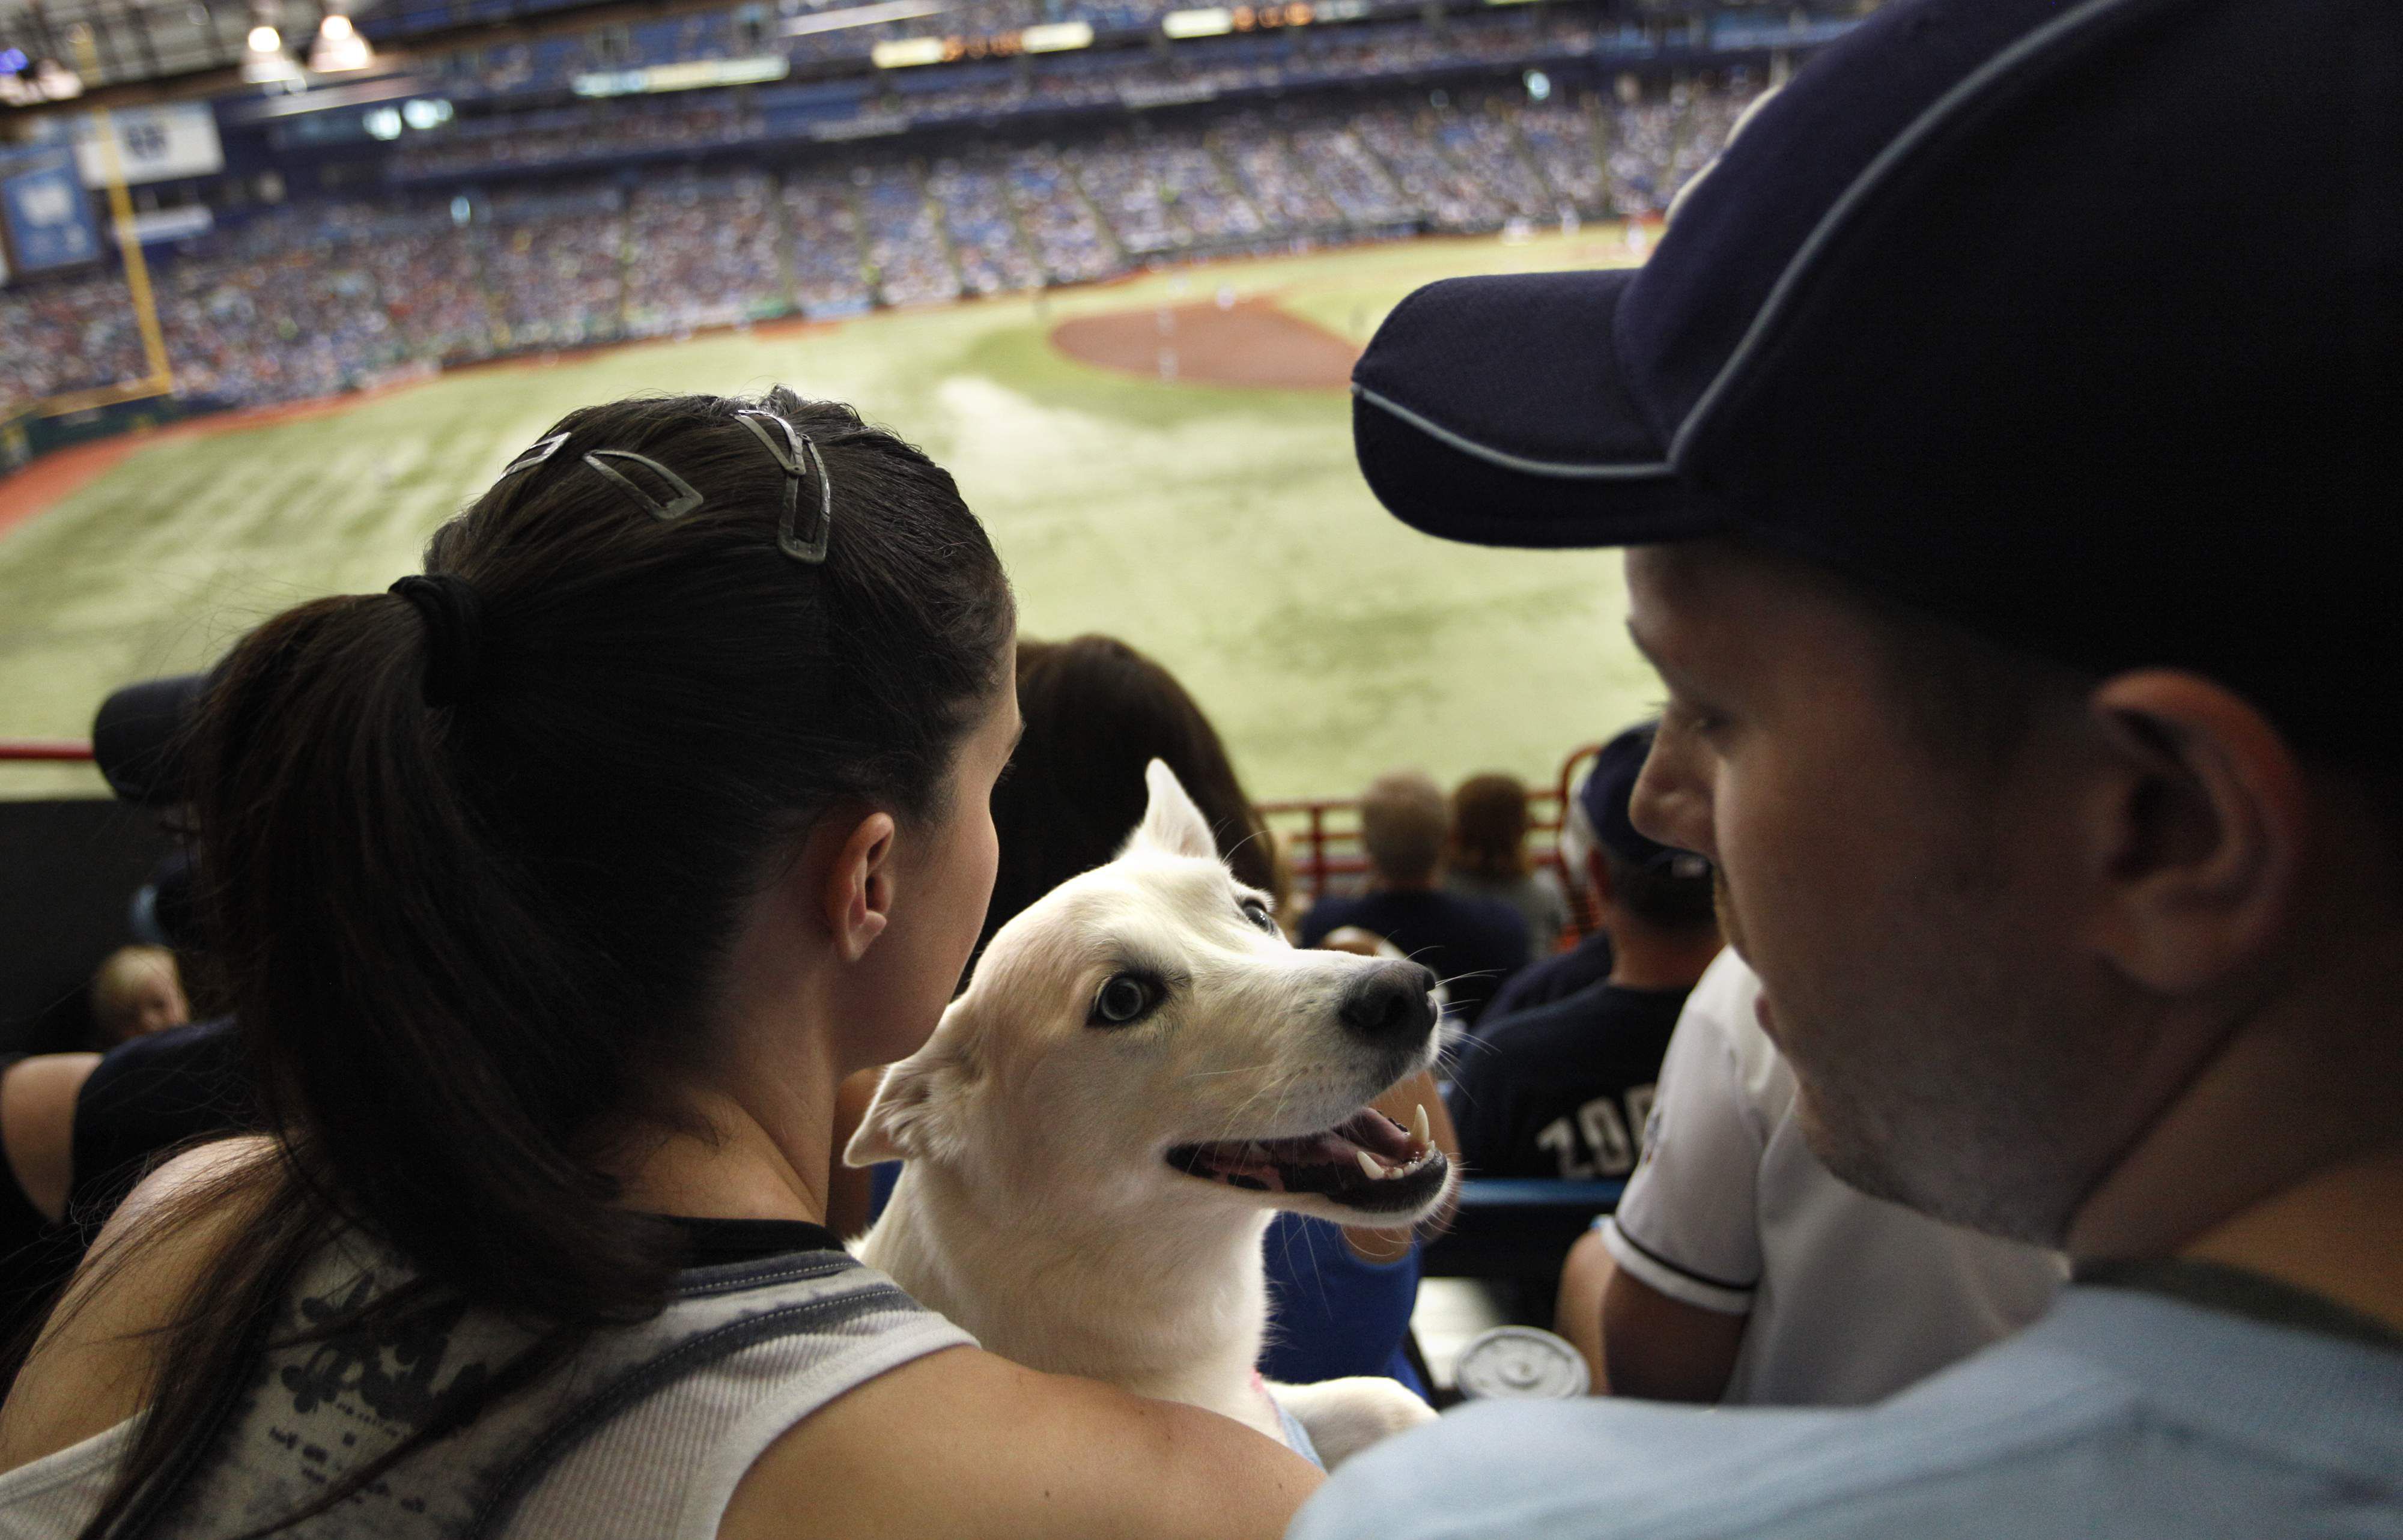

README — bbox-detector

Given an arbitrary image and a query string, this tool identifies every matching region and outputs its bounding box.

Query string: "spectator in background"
[1446,724,1718,1182]
[1557,951,2060,1404]
[1301,772,1528,1029]
[1442,774,1567,960]
[86,948,188,1050]
[0,1053,99,1387]
[1482,761,1617,1019]
[975,635,1275,961]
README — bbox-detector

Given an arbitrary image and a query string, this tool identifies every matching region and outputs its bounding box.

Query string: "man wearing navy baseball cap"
[1296,0,2402,1532]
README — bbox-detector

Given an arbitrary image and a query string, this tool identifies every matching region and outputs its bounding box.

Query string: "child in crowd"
[86,947,187,1050]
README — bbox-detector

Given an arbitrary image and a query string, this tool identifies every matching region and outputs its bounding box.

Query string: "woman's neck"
[610,1091,837,1225]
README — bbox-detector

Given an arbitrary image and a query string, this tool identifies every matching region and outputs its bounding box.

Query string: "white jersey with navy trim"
[1599,950,2062,1405]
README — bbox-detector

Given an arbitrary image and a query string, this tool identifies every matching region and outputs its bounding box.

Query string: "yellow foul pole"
[68,25,174,398]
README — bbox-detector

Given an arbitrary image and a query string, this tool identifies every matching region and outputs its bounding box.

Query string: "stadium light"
[1020,20,1092,50]
[870,35,946,67]
[311,6,374,73]
[1163,8,1233,38]
[242,10,304,83]
[363,105,402,138]
[30,56,81,96]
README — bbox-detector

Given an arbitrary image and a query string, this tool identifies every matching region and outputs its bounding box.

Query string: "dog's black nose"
[1337,962,1438,1045]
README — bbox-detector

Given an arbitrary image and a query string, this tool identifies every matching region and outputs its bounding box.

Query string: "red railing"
[4,738,1612,940]
[1260,741,1606,945]
[0,740,95,761]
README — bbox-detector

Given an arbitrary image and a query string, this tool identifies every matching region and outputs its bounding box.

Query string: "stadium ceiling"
[1,0,305,88]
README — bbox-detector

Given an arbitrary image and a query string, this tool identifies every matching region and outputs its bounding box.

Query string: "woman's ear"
[821,810,899,963]
[2081,670,2307,994]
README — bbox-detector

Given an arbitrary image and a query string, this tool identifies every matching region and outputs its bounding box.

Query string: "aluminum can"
[1453,1326,1591,1400]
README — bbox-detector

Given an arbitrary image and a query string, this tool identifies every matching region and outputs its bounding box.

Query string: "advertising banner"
[66,103,226,188]
[1,154,103,274]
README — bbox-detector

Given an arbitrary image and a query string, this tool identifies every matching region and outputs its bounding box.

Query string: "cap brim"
[1349,268,1725,549]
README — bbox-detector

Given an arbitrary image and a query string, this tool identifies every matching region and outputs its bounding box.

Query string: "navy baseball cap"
[1353,0,2399,750]
[1581,723,1710,879]
[93,673,213,808]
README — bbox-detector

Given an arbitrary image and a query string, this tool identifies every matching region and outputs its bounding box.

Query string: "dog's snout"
[1336,963,1438,1046]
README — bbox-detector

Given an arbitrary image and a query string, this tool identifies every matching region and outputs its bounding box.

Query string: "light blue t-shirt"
[1290,1282,2403,1539]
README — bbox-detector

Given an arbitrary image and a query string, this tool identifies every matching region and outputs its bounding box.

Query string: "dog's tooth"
[1412,1103,1432,1153]
[1356,1150,1384,1181]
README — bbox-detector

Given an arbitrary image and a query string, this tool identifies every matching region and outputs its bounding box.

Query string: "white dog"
[848,761,1453,1469]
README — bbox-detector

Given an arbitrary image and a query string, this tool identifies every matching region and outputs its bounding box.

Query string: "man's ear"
[2082,670,2306,993]
[845,1019,974,1166]
[1120,759,1219,862]
[1584,849,1615,908]
[821,810,899,963]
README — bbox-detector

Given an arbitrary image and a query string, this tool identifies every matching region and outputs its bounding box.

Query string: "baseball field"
[0,227,1664,804]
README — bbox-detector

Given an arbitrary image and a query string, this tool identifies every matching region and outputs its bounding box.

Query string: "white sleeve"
[1597,951,1767,1315]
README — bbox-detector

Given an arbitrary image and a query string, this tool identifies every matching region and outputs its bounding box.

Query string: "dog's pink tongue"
[1248,1110,1411,1169]
[1203,1151,1290,1191]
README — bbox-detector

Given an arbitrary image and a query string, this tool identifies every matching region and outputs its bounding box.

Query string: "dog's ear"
[846,1034,972,1167]
[1122,759,1219,863]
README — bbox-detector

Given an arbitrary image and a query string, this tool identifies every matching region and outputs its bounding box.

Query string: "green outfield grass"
[0,227,1663,803]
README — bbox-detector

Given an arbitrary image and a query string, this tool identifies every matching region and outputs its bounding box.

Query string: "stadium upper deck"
[0,73,1760,417]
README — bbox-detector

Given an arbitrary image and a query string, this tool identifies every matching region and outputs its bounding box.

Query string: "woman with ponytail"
[0,390,1321,1539]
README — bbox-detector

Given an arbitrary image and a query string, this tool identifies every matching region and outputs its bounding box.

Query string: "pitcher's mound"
[1050,299,1361,390]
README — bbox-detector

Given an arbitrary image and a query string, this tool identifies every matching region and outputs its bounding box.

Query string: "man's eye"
[1239,897,1280,934]
[1665,697,1729,740]
[1090,973,1164,1028]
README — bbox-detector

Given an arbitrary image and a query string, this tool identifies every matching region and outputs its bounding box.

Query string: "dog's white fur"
[849,762,1451,1467]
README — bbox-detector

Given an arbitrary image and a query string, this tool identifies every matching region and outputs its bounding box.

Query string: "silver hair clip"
[583,450,706,523]
[735,410,833,565]
[500,431,570,479]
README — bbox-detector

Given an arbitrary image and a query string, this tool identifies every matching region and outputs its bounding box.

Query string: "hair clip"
[583,450,706,523]
[736,410,833,565]
[500,431,570,479]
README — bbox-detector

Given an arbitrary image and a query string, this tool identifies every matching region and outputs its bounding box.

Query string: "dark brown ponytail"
[74,390,1012,1537]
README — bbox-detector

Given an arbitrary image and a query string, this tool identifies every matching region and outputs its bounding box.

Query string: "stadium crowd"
[0,75,1751,419]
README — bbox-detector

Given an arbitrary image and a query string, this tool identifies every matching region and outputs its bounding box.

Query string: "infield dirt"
[1049,298,1360,391]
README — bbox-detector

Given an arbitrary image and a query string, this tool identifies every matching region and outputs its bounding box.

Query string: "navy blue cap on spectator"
[1581,724,1710,881]
[1352,0,2400,755]
[92,673,212,808]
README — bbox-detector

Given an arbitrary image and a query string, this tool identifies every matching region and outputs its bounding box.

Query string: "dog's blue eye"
[1240,898,1278,935]
[1090,973,1161,1028]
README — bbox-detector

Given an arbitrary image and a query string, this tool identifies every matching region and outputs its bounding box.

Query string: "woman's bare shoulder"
[0,1136,280,1475]
[720,1344,1321,1540]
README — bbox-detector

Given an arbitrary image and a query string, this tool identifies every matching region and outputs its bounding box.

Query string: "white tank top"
[0,1221,972,1539]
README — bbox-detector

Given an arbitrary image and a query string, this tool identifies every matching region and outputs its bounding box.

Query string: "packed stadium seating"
[0,73,1760,418]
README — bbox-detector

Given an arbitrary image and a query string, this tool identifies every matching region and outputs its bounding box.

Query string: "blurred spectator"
[1558,953,2064,1404]
[1444,726,1717,1181]
[0,1051,99,1389]
[88,945,189,1049]
[1301,771,1528,1028]
[1442,772,1567,959]
[1482,760,1617,1018]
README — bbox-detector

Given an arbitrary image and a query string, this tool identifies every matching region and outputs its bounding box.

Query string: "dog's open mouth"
[1165,1104,1448,1213]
